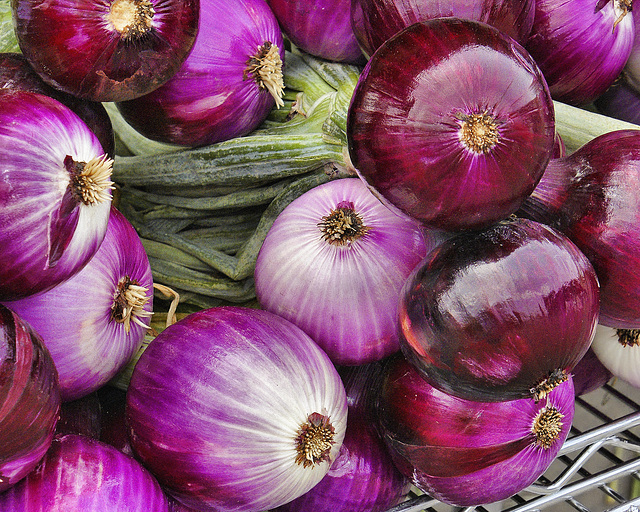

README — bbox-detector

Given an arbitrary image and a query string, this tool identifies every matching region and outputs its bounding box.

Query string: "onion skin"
[55,392,102,439]
[398,216,600,402]
[0,434,171,510]
[518,129,640,329]
[0,305,60,493]
[0,89,112,301]
[347,18,555,232]
[126,306,348,512]
[571,347,613,396]
[351,0,535,57]
[12,0,199,102]
[594,81,640,126]
[375,354,575,507]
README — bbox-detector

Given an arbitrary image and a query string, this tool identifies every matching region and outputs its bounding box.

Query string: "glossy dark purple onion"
[375,354,575,507]
[12,0,199,101]
[347,18,555,231]
[0,305,60,493]
[351,0,535,57]
[399,216,600,402]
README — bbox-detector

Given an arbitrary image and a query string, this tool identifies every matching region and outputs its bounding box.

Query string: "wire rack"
[383,378,640,512]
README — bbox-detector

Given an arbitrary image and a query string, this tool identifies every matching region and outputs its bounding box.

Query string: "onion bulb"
[591,324,640,388]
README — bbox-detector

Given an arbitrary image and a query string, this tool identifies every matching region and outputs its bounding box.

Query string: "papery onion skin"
[11,0,199,102]
[571,347,613,396]
[0,89,112,301]
[351,0,535,57]
[524,0,634,106]
[347,18,555,231]
[399,216,600,402]
[255,177,439,366]
[126,306,348,512]
[115,0,284,147]
[0,305,60,493]
[518,129,640,329]
[591,324,640,388]
[3,206,153,401]
[375,354,575,507]
[0,434,171,510]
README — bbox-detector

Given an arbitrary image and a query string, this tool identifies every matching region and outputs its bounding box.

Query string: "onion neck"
[244,42,285,108]
[318,201,370,245]
[111,276,152,333]
[616,328,640,347]
[532,405,564,449]
[530,368,569,402]
[457,111,499,154]
[294,412,336,468]
[107,0,155,39]
[66,154,114,205]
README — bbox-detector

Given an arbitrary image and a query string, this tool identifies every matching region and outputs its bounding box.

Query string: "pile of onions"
[3,206,154,402]
[0,305,60,493]
[254,177,441,366]
[126,306,348,512]
[0,89,113,301]
[347,18,555,232]
[115,0,285,147]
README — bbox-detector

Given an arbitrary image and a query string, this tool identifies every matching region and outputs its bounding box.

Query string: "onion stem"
[294,412,336,469]
[68,153,115,205]
[107,0,155,39]
[616,328,640,347]
[111,276,152,333]
[245,42,285,108]
[532,406,564,449]
[530,369,569,402]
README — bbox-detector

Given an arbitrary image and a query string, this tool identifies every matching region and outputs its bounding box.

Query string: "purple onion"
[254,177,441,366]
[3,206,153,401]
[620,1,640,94]
[0,89,112,301]
[594,80,640,125]
[375,354,575,507]
[115,0,285,147]
[571,346,613,396]
[399,216,600,402]
[518,129,640,329]
[0,305,60,493]
[12,0,199,102]
[347,18,555,231]
[126,306,348,512]
[55,392,102,439]
[0,434,171,510]
[266,0,364,63]
[97,385,134,457]
[351,0,535,57]
[524,0,634,106]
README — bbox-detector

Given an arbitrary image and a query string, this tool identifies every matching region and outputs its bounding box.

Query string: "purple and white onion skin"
[126,306,348,512]
[351,0,535,58]
[254,177,439,366]
[347,18,556,232]
[591,325,640,388]
[524,0,634,106]
[0,305,60,493]
[115,0,284,147]
[518,129,640,329]
[11,0,199,102]
[0,90,112,301]
[0,434,172,511]
[375,354,575,507]
[398,216,600,402]
[3,206,153,402]
[266,0,364,63]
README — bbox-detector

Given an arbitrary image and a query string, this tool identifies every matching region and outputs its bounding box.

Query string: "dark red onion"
[524,0,634,106]
[0,305,60,493]
[571,346,613,396]
[594,80,640,125]
[126,306,348,512]
[518,129,640,329]
[399,216,600,402]
[115,0,285,147]
[351,0,535,58]
[55,392,102,439]
[267,0,364,63]
[347,18,555,231]
[12,0,199,102]
[0,434,171,510]
[97,385,134,457]
[0,52,115,158]
[375,354,575,507]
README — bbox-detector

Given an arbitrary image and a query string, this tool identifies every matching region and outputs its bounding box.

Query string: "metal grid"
[383,378,640,512]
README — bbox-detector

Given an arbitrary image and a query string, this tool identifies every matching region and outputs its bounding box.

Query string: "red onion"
[518,129,640,329]
[254,177,440,366]
[347,18,555,232]
[0,434,172,510]
[97,385,134,456]
[266,0,364,63]
[55,392,102,439]
[399,216,600,402]
[0,305,60,493]
[571,346,613,396]
[375,354,575,507]
[524,0,634,106]
[115,0,285,147]
[12,0,199,102]
[591,324,640,388]
[594,80,640,125]
[0,89,113,301]
[126,306,348,512]
[351,0,536,58]
[3,206,153,401]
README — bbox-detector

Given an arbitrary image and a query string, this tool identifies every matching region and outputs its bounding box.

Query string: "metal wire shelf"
[384,379,640,512]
